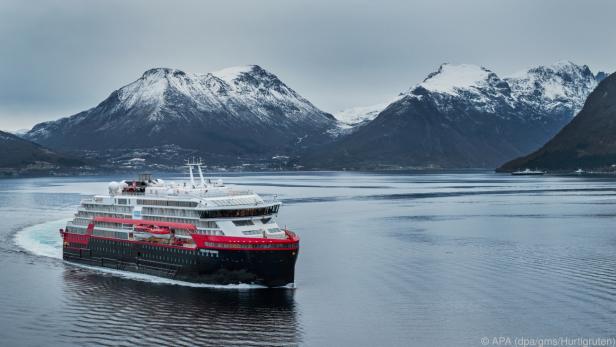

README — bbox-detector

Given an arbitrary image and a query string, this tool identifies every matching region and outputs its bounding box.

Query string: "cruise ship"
[60,162,299,287]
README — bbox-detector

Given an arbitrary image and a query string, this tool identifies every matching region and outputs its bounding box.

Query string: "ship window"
[261,218,272,224]
[242,230,263,235]
[136,199,198,208]
[233,220,254,226]
[199,205,280,219]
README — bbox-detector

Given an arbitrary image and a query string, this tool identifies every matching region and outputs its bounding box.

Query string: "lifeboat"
[134,224,173,239]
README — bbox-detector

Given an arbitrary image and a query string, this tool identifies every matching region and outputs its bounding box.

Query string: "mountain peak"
[141,67,187,79]
[210,65,270,82]
[510,61,594,80]
[413,63,498,95]
[505,61,599,114]
[25,64,336,159]
[551,59,578,68]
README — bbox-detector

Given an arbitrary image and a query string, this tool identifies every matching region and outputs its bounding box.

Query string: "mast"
[197,162,206,187]
[187,159,196,187]
[187,158,206,187]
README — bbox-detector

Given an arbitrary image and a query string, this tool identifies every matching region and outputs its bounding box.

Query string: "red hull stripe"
[63,233,90,245]
[190,231,299,250]
[75,235,298,252]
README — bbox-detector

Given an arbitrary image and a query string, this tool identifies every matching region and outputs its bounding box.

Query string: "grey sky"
[1,0,615,131]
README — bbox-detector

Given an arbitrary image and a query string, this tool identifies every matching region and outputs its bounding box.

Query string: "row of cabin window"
[242,228,282,236]
[97,240,192,254]
[99,239,131,247]
[141,252,196,265]
[194,229,224,235]
[67,225,88,234]
[141,244,193,255]
[232,218,275,227]
[72,218,91,226]
[95,222,133,230]
[76,211,128,219]
[141,215,217,228]
[96,241,195,263]
[203,241,298,249]
[199,205,280,219]
[83,203,132,213]
[142,207,201,218]
[136,199,198,208]
[98,245,130,254]
[93,229,129,240]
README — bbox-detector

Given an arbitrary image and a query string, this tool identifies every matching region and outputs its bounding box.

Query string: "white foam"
[14,219,291,290]
[64,261,268,289]
[14,219,67,259]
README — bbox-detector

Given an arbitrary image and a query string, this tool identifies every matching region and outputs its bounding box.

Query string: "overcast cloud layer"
[1,0,615,131]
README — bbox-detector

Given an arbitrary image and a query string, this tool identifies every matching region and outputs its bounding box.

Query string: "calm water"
[2,172,616,346]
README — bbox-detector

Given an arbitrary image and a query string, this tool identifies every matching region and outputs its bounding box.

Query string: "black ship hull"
[63,237,298,287]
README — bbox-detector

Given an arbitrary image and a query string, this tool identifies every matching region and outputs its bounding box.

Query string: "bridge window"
[199,205,279,219]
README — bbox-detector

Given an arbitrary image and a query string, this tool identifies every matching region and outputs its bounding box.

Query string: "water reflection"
[59,268,301,346]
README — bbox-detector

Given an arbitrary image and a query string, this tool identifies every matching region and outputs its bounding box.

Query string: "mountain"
[499,72,616,171]
[505,61,601,121]
[0,131,83,176]
[303,61,604,169]
[25,65,336,165]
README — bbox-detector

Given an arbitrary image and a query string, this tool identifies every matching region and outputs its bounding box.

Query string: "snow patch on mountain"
[334,103,387,127]
[211,65,256,83]
[504,60,600,116]
[333,96,402,128]
[417,64,495,95]
[404,63,515,115]
[117,68,172,111]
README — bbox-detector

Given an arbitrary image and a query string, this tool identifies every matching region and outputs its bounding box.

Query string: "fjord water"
[2,172,616,346]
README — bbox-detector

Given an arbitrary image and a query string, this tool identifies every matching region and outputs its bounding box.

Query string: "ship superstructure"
[60,161,299,287]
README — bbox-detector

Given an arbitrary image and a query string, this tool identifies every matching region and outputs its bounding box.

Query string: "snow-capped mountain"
[505,60,600,119]
[407,61,601,120]
[304,61,605,169]
[408,63,515,115]
[500,71,616,171]
[26,65,336,163]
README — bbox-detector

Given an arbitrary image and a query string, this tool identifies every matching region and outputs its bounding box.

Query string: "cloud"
[0,0,614,130]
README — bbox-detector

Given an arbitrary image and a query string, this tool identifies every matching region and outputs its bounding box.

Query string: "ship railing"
[284,229,299,241]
